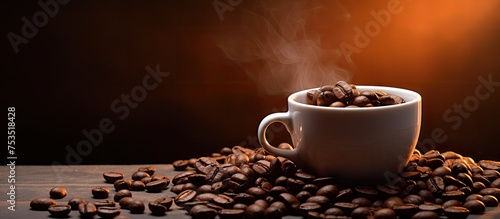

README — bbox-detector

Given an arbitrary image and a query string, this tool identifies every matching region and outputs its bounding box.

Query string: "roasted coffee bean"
[301,184,318,194]
[253,160,271,176]
[426,176,445,194]
[151,174,170,185]
[128,199,145,214]
[233,193,255,205]
[94,200,116,208]
[379,94,405,105]
[173,171,196,185]
[479,188,500,199]
[47,204,71,217]
[333,81,354,102]
[472,175,490,188]
[307,195,330,210]
[92,187,110,199]
[444,206,470,219]
[196,157,219,172]
[393,204,419,219]
[49,186,67,199]
[246,187,267,200]
[404,194,424,205]
[277,142,293,150]
[175,189,197,206]
[233,203,248,210]
[287,177,305,194]
[253,199,269,208]
[30,197,57,210]
[354,186,379,200]
[463,200,485,214]
[351,95,372,107]
[330,101,346,107]
[442,199,462,208]
[483,169,500,182]
[269,201,288,215]
[382,196,405,208]
[119,197,135,209]
[130,180,145,191]
[148,201,168,215]
[324,207,345,216]
[479,160,500,170]
[78,202,97,218]
[263,206,284,219]
[481,195,499,207]
[317,90,337,106]
[351,197,372,207]
[198,184,214,193]
[298,202,322,216]
[114,189,132,202]
[465,194,482,201]
[146,179,167,192]
[103,171,125,183]
[188,158,198,167]
[189,204,218,219]
[373,208,397,219]
[372,200,384,208]
[97,206,121,218]
[136,166,156,175]
[459,186,472,196]
[333,202,358,216]
[184,201,209,212]
[442,190,466,202]
[141,177,153,184]
[278,193,300,213]
[491,178,500,188]
[350,207,373,219]
[295,190,312,203]
[173,160,190,171]
[219,208,246,219]
[418,203,444,215]
[316,185,339,201]
[411,211,440,219]
[114,179,131,191]
[376,183,400,197]
[445,185,459,192]
[211,194,234,208]
[220,147,232,155]
[269,186,288,197]
[67,197,85,210]
[336,188,354,202]
[274,176,288,187]
[456,173,473,187]
[131,171,150,181]
[244,204,265,219]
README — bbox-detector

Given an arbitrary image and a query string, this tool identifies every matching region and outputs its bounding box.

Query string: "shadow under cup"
[258,86,422,183]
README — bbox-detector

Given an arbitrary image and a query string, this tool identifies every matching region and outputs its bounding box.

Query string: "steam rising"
[217,1,352,95]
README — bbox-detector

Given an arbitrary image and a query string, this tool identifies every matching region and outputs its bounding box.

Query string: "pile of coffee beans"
[30,145,500,219]
[306,81,405,107]
[171,146,500,219]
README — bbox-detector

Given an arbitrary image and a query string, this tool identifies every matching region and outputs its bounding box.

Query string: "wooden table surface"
[1,165,500,219]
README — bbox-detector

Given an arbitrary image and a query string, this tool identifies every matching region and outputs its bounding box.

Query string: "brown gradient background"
[2,0,500,165]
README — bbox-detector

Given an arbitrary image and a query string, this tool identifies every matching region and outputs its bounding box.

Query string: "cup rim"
[289,85,422,110]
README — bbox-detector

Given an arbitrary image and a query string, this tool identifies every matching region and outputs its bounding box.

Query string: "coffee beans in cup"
[306,81,405,107]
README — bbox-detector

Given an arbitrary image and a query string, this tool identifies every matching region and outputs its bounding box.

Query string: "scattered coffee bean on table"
[103,171,124,183]
[67,197,85,210]
[91,187,110,199]
[47,204,71,218]
[30,197,57,210]
[49,186,67,199]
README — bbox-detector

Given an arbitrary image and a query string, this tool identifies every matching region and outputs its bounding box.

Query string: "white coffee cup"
[258,86,422,183]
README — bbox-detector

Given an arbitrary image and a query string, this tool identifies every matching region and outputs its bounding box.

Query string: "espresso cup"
[258,86,422,183]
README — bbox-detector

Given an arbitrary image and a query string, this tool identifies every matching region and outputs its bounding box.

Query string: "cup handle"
[258,112,299,161]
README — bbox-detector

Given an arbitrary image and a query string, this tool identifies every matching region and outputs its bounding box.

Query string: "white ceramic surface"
[258,86,422,183]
